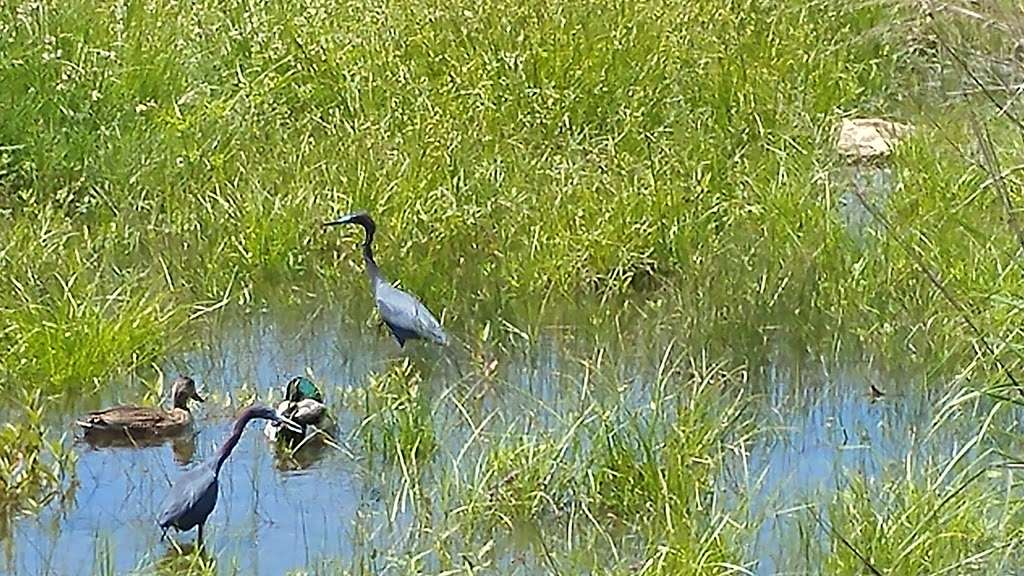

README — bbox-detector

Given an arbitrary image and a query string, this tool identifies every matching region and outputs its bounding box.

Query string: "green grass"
[0,389,76,535]
[1,0,1017,396]
[0,0,915,396]
[357,359,437,464]
[823,428,1024,575]
[5,0,1024,573]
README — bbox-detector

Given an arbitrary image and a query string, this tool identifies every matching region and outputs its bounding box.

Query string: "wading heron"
[157,404,300,546]
[323,211,450,348]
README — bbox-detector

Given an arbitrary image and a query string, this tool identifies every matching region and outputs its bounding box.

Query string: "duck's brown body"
[77,376,204,441]
[78,405,193,438]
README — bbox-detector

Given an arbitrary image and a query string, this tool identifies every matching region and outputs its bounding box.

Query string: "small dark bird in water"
[157,404,300,546]
[323,211,449,348]
[868,383,885,401]
[77,375,204,440]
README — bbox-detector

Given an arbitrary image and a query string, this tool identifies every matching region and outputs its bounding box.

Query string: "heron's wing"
[375,284,449,345]
[157,464,216,528]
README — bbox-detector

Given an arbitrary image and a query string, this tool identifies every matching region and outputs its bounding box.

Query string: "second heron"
[323,211,449,348]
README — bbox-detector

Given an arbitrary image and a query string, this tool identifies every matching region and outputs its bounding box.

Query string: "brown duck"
[77,375,205,440]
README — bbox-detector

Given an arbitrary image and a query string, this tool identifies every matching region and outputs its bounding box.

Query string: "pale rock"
[836,118,913,160]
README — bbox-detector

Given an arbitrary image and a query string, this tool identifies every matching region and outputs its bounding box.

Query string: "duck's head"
[171,375,205,410]
[285,376,323,403]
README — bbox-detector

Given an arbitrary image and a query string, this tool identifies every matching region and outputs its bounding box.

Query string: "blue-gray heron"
[157,404,300,545]
[323,211,450,348]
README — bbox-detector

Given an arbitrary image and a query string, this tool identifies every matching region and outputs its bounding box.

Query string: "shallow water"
[737,358,942,575]
[4,303,954,574]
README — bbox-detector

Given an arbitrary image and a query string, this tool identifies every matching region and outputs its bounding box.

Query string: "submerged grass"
[426,349,754,574]
[0,390,76,538]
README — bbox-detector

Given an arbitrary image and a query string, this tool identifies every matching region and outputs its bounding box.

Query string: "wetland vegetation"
[3,0,1024,573]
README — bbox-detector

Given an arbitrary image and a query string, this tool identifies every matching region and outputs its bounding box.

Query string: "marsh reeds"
[4,0,1024,573]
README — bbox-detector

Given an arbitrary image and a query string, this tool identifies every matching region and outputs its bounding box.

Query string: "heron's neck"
[361,229,384,286]
[213,411,253,475]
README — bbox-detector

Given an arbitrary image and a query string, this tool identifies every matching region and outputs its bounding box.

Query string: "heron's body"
[77,376,204,441]
[324,211,449,348]
[157,404,298,545]
[374,280,448,347]
[157,462,218,536]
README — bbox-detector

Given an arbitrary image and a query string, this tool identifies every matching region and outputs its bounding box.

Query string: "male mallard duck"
[264,376,328,444]
[77,375,205,440]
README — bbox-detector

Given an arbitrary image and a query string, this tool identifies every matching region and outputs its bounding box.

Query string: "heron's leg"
[198,523,204,549]
[444,348,465,379]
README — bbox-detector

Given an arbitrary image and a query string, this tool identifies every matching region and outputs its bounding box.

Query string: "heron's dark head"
[171,375,204,409]
[322,211,375,233]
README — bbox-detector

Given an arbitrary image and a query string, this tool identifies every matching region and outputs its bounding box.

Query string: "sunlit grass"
[824,437,1024,575]
[0,390,76,537]
[4,0,1024,573]
[356,359,436,465]
[0,0,917,398]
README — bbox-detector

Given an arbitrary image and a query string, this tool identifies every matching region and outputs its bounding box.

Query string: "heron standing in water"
[157,404,300,546]
[323,211,450,348]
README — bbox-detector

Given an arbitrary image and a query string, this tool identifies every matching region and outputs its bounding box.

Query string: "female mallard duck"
[264,376,328,444]
[77,375,205,441]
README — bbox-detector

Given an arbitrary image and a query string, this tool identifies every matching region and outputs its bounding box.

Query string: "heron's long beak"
[322,212,362,228]
[322,217,353,227]
[192,390,206,403]
[277,414,304,433]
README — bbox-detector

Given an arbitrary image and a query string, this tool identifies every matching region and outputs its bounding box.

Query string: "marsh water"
[0,291,965,575]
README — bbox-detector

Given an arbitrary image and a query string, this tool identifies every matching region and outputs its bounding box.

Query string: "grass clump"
[825,466,1024,575]
[821,395,1024,574]
[589,362,748,527]
[136,546,218,576]
[0,391,76,537]
[463,433,569,529]
[357,359,436,465]
[443,350,752,573]
[583,360,752,574]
